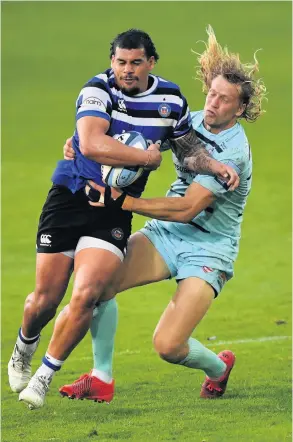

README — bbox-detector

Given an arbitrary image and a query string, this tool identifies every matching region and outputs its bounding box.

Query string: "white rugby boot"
[19,373,51,409]
[8,342,38,393]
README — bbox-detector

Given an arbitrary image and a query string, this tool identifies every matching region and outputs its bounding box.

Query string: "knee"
[56,305,69,321]
[71,282,104,311]
[24,289,60,317]
[152,332,181,363]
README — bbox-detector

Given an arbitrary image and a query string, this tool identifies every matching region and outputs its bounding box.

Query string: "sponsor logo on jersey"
[111,228,124,240]
[202,266,214,273]
[118,99,127,113]
[83,97,105,108]
[40,234,52,246]
[158,103,171,118]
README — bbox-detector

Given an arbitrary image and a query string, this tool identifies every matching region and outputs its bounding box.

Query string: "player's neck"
[140,76,154,93]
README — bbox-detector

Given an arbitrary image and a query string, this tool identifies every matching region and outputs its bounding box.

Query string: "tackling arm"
[121,182,215,223]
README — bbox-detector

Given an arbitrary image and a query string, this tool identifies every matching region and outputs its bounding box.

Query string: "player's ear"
[148,56,155,70]
[111,55,115,69]
[236,103,246,118]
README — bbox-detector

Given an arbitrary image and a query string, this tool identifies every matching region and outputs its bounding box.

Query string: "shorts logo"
[219,272,227,282]
[40,234,52,246]
[111,228,124,240]
[158,103,171,118]
[202,266,214,273]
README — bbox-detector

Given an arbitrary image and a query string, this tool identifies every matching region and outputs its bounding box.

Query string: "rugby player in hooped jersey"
[59,26,266,403]
[9,28,238,409]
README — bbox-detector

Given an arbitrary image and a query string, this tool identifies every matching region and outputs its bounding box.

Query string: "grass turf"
[1,1,292,441]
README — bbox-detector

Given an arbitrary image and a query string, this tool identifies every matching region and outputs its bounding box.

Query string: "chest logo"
[158,103,171,118]
[118,99,127,113]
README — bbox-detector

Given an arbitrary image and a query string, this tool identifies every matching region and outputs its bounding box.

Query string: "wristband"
[104,186,127,209]
[84,181,103,203]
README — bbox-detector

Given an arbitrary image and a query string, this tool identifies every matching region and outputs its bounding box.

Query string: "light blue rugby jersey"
[52,68,191,193]
[161,110,252,262]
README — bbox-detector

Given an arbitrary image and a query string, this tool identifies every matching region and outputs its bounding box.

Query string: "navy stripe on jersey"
[194,130,223,153]
[214,176,229,190]
[76,110,111,122]
[154,87,182,98]
[83,79,112,98]
[188,221,210,233]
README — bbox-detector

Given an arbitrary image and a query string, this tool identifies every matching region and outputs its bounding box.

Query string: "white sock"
[34,352,64,381]
[16,329,40,355]
[35,363,56,381]
[44,352,64,369]
[92,368,112,384]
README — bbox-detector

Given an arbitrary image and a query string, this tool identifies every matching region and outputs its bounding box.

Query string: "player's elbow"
[174,209,196,224]
[79,138,104,159]
[182,213,196,223]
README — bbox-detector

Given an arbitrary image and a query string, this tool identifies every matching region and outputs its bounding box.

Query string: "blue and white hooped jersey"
[160,110,252,263]
[52,68,191,193]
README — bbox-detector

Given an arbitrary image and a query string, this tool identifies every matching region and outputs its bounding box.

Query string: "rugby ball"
[101,131,148,188]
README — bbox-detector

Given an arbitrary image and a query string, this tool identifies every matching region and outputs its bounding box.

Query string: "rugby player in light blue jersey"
[11,28,237,410]
[59,26,266,402]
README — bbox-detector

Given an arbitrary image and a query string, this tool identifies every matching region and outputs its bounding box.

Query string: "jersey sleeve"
[193,150,244,196]
[75,78,113,123]
[172,94,192,139]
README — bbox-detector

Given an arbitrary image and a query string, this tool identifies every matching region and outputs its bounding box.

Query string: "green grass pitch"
[1,1,291,441]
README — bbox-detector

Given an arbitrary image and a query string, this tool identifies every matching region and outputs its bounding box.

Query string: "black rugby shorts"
[36,185,132,255]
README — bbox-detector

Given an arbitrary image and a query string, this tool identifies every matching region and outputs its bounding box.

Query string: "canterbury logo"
[40,234,52,244]
[117,99,127,113]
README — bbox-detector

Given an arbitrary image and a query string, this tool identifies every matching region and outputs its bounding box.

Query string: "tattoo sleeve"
[170,129,215,174]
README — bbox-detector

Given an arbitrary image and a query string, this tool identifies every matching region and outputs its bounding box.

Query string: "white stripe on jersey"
[94,73,110,83]
[78,87,110,108]
[111,110,176,127]
[76,104,108,115]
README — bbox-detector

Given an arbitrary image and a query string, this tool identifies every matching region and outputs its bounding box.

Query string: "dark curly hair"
[110,29,159,62]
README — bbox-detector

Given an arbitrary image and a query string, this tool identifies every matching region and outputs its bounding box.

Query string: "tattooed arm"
[169,129,239,190]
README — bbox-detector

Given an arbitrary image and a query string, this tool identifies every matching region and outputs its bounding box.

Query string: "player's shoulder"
[82,69,114,90]
[218,122,250,158]
[154,74,186,98]
[190,110,204,128]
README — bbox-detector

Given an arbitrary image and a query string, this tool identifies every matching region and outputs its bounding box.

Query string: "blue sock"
[90,298,118,379]
[178,337,226,379]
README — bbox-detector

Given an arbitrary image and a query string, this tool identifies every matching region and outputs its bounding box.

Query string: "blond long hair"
[194,25,267,122]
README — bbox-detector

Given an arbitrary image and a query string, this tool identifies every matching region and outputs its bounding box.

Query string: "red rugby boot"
[200,350,235,399]
[59,370,114,403]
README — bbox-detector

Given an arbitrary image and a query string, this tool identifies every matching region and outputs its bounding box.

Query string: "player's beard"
[120,86,141,96]
[118,76,141,96]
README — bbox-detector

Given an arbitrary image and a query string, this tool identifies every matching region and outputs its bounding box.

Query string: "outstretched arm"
[87,181,215,224]
[122,182,215,223]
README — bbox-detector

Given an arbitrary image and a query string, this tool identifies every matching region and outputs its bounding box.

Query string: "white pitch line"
[69,336,291,362]
[206,335,291,346]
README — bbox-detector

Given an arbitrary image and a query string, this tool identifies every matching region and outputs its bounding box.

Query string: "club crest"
[158,103,171,118]
[111,228,124,240]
